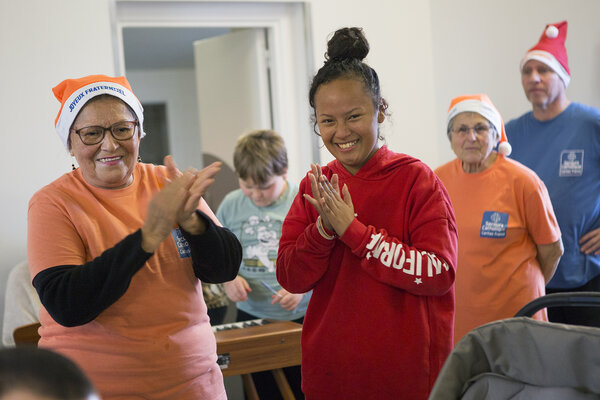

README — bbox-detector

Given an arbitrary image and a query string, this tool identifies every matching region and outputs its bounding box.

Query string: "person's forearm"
[32,230,152,327]
[536,239,564,284]
[179,212,207,236]
[182,211,242,283]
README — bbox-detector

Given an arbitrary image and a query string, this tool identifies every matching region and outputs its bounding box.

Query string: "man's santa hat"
[447,94,512,156]
[520,21,570,87]
[53,74,146,149]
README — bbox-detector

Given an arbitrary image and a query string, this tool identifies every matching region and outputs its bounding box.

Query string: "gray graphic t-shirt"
[216,182,310,319]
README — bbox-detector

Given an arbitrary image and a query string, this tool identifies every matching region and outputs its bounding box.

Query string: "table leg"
[242,374,259,400]
[271,368,295,400]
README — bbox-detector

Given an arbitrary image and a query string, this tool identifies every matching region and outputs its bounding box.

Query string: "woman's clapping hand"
[141,156,221,252]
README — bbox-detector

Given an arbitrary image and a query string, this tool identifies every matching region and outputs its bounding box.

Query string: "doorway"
[122,25,255,209]
[112,1,317,188]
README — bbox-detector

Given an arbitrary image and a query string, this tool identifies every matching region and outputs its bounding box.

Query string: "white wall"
[431,0,600,165]
[308,0,439,166]
[126,68,203,170]
[0,0,116,332]
[1,0,599,337]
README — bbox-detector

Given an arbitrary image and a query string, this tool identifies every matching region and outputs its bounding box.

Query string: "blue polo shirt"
[506,102,600,288]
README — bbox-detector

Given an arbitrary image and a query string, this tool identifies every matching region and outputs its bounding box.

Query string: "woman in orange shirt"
[435,94,563,344]
[28,74,241,399]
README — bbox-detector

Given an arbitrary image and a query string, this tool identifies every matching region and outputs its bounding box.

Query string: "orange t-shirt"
[435,155,560,344]
[27,164,226,400]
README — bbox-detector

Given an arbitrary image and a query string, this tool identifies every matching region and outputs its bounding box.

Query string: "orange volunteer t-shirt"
[28,163,226,400]
[435,155,560,344]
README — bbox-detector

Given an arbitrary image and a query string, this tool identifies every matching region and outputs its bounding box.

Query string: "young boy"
[217,129,309,399]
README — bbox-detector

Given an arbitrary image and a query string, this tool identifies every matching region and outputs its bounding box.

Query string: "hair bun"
[325,27,369,63]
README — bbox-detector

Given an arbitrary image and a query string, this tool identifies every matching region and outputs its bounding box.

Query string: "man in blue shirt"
[506,20,600,326]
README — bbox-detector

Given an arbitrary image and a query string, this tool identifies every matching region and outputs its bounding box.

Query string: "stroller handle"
[515,291,600,317]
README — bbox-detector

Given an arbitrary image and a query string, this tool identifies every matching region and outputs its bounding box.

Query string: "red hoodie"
[277,146,457,400]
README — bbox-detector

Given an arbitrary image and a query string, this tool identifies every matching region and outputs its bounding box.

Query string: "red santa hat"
[520,21,570,87]
[447,94,512,156]
[52,74,146,149]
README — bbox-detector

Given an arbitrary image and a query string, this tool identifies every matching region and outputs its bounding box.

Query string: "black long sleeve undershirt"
[33,211,241,327]
[184,211,241,283]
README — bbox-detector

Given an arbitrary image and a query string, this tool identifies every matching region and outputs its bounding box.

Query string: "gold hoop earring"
[137,155,142,162]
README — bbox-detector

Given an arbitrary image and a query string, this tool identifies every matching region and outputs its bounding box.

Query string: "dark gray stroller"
[429,292,600,399]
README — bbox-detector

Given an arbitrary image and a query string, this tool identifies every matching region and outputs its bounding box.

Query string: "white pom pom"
[545,25,559,39]
[498,141,512,156]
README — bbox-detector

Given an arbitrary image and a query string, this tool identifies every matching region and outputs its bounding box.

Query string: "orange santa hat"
[52,74,146,149]
[446,94,512,156]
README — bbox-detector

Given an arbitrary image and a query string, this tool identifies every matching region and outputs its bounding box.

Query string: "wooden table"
[213,319,302,399]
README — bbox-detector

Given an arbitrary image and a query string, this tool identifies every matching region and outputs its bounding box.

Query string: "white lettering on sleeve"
[363,234,450,281]
[366,232,382,250]
[392,244,405,270]
[415,251,423,276]
[380,242,396,267]
[371,239,387,259]
[426,253,438,277]
[403,250,415,275]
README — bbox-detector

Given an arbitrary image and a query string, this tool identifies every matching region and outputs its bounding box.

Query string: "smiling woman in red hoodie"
[276,27,458,400]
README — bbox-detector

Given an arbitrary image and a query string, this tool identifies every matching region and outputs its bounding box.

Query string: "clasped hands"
[303,163,355,238]
[141,155,220,253]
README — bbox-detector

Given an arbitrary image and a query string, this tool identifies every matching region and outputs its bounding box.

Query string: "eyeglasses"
[451,124,492,137]
[71,120,138,145]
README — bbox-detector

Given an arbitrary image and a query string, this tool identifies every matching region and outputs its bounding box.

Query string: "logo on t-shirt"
[240,215,281,273]
[559,149,584,177]
[480,211,509,238]
[171,228,191,258]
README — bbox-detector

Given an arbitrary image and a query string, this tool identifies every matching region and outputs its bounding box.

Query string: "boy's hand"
[224,276,251,302]
[271,289,303,312]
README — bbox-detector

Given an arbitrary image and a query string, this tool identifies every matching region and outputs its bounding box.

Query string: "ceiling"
[122,27,231,71]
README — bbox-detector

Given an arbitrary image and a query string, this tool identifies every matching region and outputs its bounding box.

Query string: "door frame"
[110,0,318,183]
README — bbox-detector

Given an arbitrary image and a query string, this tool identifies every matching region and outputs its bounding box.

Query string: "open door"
[194,28,272,170]
[194,28,272,210]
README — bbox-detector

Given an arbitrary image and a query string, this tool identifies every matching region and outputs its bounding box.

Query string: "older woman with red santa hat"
[435,94,563,344]
[27,74,241,399]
